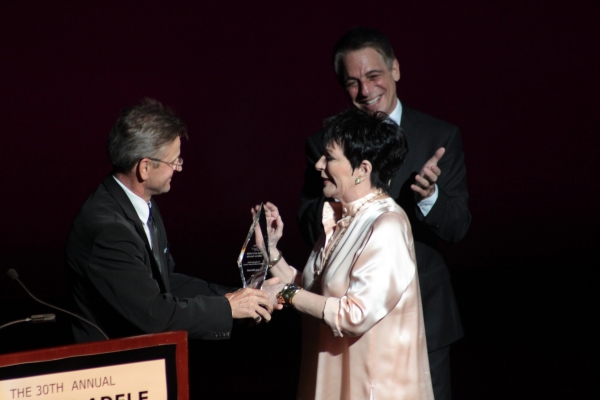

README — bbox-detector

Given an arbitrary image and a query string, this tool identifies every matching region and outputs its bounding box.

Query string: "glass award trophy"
[237,203,270,289]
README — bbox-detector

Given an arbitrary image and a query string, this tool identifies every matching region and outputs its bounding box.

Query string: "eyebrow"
[345,68,385,80]
[366,69,384,75]
[323,147,336,156]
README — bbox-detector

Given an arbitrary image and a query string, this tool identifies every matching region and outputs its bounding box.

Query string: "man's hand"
[225,287,274,323]
[411,147,445,201]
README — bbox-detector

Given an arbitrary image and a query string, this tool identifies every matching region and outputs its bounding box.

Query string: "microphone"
[6,268,109,340]
[0,313,56,331]
[30,314,56,323]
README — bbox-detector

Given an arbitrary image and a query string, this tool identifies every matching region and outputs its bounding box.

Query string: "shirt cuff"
[417,183,439,216]
[323,297,343,337]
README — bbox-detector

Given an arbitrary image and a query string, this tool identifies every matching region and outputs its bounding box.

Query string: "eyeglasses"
[147,157,184,171]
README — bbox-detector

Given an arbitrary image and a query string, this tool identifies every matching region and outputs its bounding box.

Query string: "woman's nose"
[315,155,325,170]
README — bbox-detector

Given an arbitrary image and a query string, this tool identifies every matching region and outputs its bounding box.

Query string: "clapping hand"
[411,147,445,201]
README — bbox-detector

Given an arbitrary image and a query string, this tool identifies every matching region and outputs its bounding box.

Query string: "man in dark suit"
[67,98,277,343]
[298,27,470,400]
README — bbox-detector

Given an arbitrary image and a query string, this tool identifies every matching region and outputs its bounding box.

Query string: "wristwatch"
[276,283,303,306]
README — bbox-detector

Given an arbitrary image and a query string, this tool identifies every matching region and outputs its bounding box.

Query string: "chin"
[324,191,340,199]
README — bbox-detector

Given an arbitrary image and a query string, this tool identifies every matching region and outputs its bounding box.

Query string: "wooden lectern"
[0,331,188,400]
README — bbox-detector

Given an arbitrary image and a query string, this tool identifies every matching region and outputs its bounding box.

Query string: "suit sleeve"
[298,131,327,246]
[422,126,471,243]
[87,222,233,340]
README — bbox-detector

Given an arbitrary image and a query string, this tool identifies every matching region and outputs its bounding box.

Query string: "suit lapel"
[390,106,421,198]
[102,176,170,293]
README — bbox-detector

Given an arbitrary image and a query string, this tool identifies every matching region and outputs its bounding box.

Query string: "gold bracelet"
[289,287,303,306]
[269,250,283,268]
[277,283,303,306]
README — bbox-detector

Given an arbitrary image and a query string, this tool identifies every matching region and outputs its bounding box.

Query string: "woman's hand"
[261,277,285,309]
[251,202,284,250]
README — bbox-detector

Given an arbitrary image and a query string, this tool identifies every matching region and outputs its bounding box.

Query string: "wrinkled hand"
[225,287,273,323]
[411,147,445,201]
[251,202,284,249]
[262,277,286,310]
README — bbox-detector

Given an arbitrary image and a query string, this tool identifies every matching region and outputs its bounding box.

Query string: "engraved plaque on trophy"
[237,203,270,289]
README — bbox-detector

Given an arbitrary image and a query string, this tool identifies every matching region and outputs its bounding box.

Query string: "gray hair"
[107,98,188,173]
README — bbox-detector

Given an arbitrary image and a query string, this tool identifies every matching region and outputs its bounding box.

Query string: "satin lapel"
[102,176,169,293]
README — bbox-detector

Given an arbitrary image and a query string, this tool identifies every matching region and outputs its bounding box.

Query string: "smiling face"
[315,142,361,204]
[341,47,400,115]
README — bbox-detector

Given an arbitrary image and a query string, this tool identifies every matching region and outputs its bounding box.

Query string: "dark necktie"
[147,204,164,278]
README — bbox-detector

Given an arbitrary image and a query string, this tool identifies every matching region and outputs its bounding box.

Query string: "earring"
[355,177,361,185]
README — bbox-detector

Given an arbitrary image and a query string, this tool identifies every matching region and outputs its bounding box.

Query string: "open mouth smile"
[362,95,381,106]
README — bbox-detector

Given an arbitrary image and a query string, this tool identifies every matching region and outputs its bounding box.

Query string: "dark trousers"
[429,345,451,400]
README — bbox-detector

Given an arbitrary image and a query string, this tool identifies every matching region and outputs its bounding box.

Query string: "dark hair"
[322,108,407,193]
[107,98,188,173]
[332,27,396,85]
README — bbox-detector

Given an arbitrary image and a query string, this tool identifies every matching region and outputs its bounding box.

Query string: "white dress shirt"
[113,176,154,248]
[391,99,438,216]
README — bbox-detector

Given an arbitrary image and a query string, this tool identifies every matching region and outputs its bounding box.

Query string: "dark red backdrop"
[1,2,597,398]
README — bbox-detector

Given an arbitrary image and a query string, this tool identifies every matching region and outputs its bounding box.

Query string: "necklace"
[315,192,387,280]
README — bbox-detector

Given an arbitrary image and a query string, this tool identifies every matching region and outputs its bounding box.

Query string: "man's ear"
[392,58,400,82]
[137,159,152,182]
